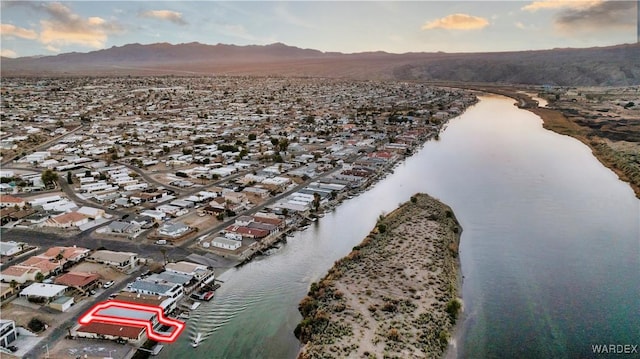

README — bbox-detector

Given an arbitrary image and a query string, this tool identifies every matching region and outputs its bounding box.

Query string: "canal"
[159,94,639,358]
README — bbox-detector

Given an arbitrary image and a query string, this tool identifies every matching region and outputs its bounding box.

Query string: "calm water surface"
[159,95,639,359]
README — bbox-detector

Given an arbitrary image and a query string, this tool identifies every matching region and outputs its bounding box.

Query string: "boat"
[192,332,203,348]
[190,290,215,301]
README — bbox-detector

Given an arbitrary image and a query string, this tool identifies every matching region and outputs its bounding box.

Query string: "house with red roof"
[0,195,26,209]
[44,212,89,228]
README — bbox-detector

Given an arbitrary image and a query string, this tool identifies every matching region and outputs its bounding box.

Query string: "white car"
[103,281,114,289]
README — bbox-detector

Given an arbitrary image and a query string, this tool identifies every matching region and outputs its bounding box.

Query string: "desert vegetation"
[296,193,462,359]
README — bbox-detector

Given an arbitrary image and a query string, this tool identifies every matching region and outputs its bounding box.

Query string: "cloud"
[0,23,38,39]
[1,48,18,58]
[139,10,187,26]
[422,13,490,30]
[38,2,122,49]
[522,1,603,12]
[554,1,636,32]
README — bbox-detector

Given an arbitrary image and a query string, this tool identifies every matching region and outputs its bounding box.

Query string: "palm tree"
[159,248,168,267]
[312,192,321,212]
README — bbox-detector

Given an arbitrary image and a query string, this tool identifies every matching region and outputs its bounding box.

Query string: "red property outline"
[78,299,185,343]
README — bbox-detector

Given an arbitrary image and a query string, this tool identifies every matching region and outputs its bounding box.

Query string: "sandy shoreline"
[295,193,462,358]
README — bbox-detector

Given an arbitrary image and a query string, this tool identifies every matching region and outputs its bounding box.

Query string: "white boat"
[192,332,203,348]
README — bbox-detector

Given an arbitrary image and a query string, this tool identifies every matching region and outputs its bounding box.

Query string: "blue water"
[158,95,639,358]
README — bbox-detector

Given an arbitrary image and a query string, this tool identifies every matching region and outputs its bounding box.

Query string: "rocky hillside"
[2,42,639,86]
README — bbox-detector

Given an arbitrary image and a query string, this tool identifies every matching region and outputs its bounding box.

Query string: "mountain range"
[2,42,639,86]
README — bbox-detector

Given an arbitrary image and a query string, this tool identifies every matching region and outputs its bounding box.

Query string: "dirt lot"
[71,262,127,282]
[49,337,135,359]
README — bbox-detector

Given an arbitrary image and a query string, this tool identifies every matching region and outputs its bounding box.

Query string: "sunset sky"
[0,1,637,58]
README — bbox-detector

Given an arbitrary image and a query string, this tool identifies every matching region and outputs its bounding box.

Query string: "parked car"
[7,346,18,352]
[103,281,114,289]
[155,239,167,245]
[89,289,97,295]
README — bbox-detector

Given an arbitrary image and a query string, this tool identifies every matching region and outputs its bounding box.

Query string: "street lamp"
[108,349,116,359]
[43,344,50,358]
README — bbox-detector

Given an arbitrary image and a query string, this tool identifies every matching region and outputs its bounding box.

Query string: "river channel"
[158,94,639,358]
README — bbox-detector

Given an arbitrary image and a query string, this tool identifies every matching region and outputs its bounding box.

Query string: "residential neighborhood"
[0,76,476,358]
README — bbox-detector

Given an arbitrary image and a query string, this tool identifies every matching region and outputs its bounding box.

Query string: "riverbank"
[444,83,640,199]
[295,193,462,359]
[528,105,640,199]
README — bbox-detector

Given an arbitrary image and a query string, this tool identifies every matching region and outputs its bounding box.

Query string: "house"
[146,272,193,287]
[164,261,213,282]
[54,272,101,293]
[0,283,17,301]
[0,195,26,209]
[0,241,22,257]
[42,246,90,263]
[224,225,269,239]
[157,222,191,239]
[108,221,142,237]
[0,319,17,348]
[211,237,242,251]
[44,212,89,228]
[74,322,147,345]
[76,206,105,219]
[49,296,74,312]
[20,283,68,303]
[127,280,183,300]
[0,265,41,284]
[20,256,62,277]
[87,250,138,272]
[113,292,177,314]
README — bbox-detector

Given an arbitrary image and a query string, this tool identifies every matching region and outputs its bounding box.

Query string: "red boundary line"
[78,299,185,343]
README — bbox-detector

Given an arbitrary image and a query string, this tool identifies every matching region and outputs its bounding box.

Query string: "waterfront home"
[113,292,176,314]
[127,280,183,301]
[224,225,269,240]
[210,237,242,251]
[74,322,147,345]
[164,261,213,283]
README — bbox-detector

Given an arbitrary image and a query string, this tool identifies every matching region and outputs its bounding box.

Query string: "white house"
[76,206,105,219]
[0,320,17,348]
[0,241,22,257]
[20,283,68,303]
[211,237,242,251]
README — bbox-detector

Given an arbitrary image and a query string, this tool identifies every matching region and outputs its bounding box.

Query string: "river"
[158,94,639,358]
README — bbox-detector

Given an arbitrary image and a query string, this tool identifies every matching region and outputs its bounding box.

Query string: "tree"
[278,138,289,152]
[35,272,44,282]
[159,248,168,267]
[66,171,73,184]
[41,169,58,187]
[248,133,257,141]
[10,280,17,289]
[312,192,321,212]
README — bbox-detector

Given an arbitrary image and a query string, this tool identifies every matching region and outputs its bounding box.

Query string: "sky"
[0,1,638,58]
